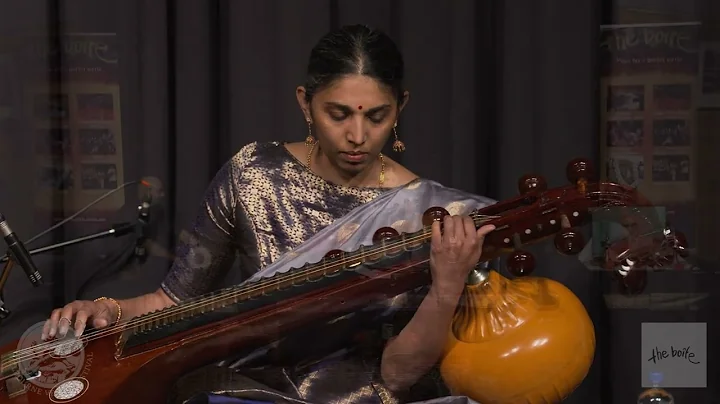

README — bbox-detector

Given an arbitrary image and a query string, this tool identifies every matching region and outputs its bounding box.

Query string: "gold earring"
[305,118,315,147]
[392,123,405,152]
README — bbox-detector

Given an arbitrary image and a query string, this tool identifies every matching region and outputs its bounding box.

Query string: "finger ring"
[59,317,72,324]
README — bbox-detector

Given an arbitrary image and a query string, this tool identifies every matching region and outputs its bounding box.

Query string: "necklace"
[305,142,385,186]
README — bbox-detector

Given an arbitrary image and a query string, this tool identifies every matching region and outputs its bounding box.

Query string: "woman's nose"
[346,118,366,145]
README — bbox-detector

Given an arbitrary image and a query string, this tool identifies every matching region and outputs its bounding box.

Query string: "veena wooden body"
[0,158,686,404]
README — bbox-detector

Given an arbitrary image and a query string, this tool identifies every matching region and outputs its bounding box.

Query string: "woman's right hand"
[429,215,495,293]
[41,299,118,340]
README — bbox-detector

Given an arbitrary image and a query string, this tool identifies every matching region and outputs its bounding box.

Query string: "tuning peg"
[369,227,402,260]
[422,207,450,226]
[372,227,400,243]
[664,227,690,258]
[611,248,648,294]
[566,158,594,194]
[517,174,547,195]
[553,213,585,255]
[506,233,535,276]
[616,265,647,295]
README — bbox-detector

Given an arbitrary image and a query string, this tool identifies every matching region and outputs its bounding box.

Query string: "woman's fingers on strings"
[41,301,110,339]
[443,215,456,244]
[41,319,53,341]
[467,224,495,262]
[92,302,110,328]
[73,310,90,337]
[57,305,76,338]
[453,216,466,243]
[42,308,63,340]
[93,317,109,329]
[57,301,91,338]
[476,224,496,241]
[462,216,476,242]
[431,221,442,251]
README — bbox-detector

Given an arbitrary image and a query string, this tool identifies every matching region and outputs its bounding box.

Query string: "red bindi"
[357,105,363,110]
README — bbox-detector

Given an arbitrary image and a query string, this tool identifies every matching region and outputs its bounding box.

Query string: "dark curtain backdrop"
[1,1,714,403]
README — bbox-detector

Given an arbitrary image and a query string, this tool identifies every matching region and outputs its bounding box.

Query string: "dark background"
[0,0,718,403]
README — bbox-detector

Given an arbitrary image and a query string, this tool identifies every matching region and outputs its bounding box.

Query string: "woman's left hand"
[429,215,495,292]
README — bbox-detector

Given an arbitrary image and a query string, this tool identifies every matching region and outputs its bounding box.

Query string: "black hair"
[304,24,405,104]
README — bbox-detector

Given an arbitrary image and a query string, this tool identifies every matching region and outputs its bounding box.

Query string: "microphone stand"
[0,223,136,325]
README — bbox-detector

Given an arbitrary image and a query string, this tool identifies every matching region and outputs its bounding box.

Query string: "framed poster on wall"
[599,22,700,205]
[20,33,124,222]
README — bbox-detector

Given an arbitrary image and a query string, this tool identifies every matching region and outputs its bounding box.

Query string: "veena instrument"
[0,158,687,404]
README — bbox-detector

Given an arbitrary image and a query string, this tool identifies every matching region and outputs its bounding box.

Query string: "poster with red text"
[21,33,124,223]
[600,22,700,205]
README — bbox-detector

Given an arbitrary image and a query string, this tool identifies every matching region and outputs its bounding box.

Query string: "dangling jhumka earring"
[392,122,405,152]
[305,118,315,147]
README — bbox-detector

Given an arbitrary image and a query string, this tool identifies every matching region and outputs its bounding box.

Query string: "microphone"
[0,213,43,286]
[134,181,152,260]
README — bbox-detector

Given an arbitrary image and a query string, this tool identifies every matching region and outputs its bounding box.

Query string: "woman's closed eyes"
[326,104,390,124]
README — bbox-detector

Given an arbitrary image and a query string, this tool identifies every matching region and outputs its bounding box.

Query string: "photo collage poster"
[600,22,700,205]
[24,33,123,222]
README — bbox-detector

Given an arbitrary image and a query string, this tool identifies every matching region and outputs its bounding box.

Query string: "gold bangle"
[94,296,122,326]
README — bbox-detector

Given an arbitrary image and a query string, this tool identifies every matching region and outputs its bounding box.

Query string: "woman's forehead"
[316,75,395,106]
